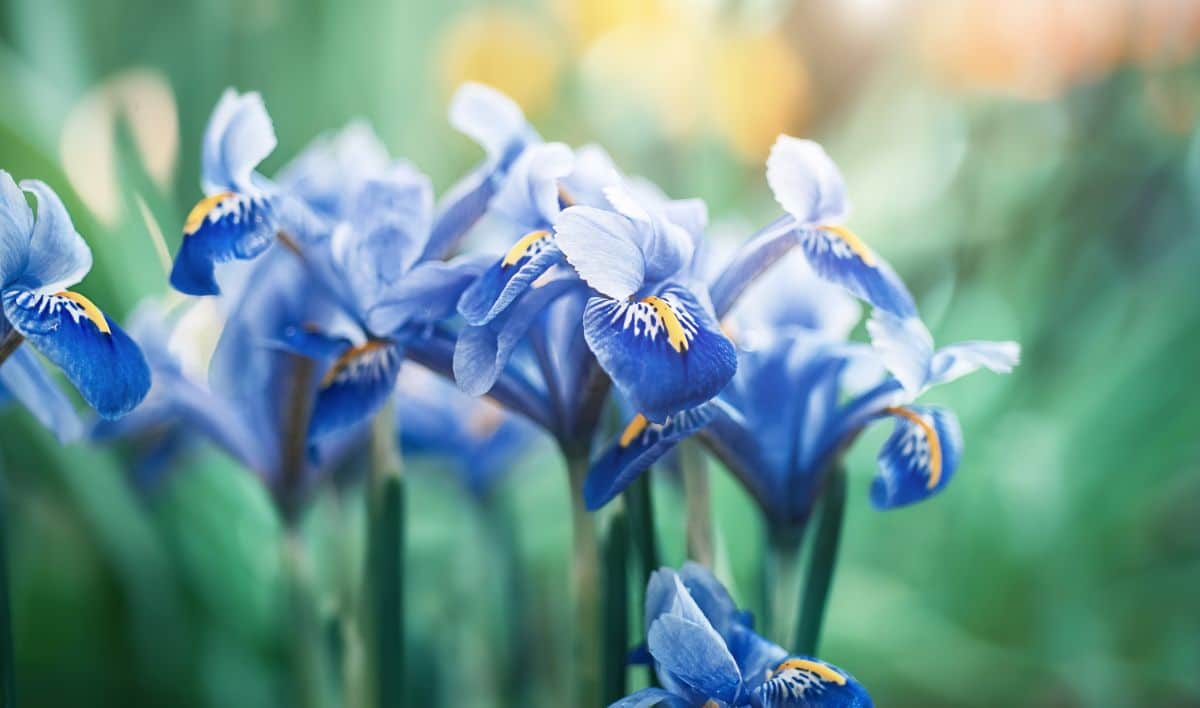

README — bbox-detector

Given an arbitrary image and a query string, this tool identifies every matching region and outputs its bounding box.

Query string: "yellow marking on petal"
[817,224,876,267]
[619,414,648,448]
[183,191,234,235]
[885,406,943,489]
[320,340,389,388]
[55,291,111,334]
[702,701,720,708]
[774,659,847,686]
[501,230,550,268]
[641,296,689,353]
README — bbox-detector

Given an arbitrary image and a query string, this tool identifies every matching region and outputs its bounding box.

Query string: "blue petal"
[555,205,647,300]
[309,340,403,440]
[797,227,916,319]
[584,404,716,510]
[422,163,495,262]
[2,288,149,419]
[453,278,578,397]
[708,216,795,318]
[749,655,873,707]
[490,142,573,227]
[457,240,563,326]
[15,180,92,292]
[870,405,962,510]
[865,309,933,395]
[583,283,736,423]
[367,255,492,335]
[277,326,353,362]
[0,345,83,441]
[765,136,849,226]
[201,89,277,193]
[647,578,743,704]
[448,82,537,164]
[170,192,277,296]
[609,688,692,708]
[276,120,391,219]
[929,339,1020,386]
[0,171,34,286]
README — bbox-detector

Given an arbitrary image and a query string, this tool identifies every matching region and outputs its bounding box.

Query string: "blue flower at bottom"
[615,563,872,707]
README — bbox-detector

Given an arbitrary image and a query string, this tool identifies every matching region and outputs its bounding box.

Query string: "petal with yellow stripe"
[871,405,962,509]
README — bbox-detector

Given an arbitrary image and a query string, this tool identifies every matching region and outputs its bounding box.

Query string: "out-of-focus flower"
[0,171,150,427]
[711,30,811,160]
[550,0,669,48]
[438,8,562,118]
[612,562,873,707]
[59,68,178,226]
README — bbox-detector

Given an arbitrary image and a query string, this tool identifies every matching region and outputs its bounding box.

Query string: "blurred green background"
[2,0,1200,706]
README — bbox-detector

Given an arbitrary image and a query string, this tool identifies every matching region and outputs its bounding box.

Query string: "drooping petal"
[17,180,92,292]
[647,577,743,704]
[201,89,277,194]
[367,255,492,335]
[555,205,646,300]
[608,687,691,708]
[871,405,962,510]
[308,339,403,440]
[3,288,150,418]
[583,404,716,510]
[456,237,563,326]
[865,309,933,395]
[453,278,577,397]
[797,226,916,319]
[448,82,536,164]
[929,340,1020,387]
[766,136,849,226]
[583,284,736,423]
[750,655,873,707]
[0,345,84,441]
[170,192,277,295]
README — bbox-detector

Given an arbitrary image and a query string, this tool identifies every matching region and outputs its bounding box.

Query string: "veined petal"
[647,577,743,704]
[608,687,691,708]
[338,165,434,297]
[0,345,84,441]
[309,340,403,439]
[929,340,1020,387]
[750,656,873,707]
[490,142,574,227]
[456,235,562,325]
[583,284,736,422]
[766,136,849,225]
[170,192,277,295]
[797,226,916,319]
[17,180,92,292]
[3,288,149,419]
[871,405,962,510]
[367,255,491,334]
[201,89,277,194]
[583,404,716,510]
[555,205,646,300]
[865,309,933,395]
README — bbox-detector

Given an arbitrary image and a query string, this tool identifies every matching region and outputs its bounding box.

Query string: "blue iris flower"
[710,136,915,321]
[614,562,872,708]
[0,171,149,432]
[585,249,1019,517]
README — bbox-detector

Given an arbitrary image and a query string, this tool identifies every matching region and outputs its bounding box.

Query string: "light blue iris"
[0,171,149,434]
[613,563,872,707]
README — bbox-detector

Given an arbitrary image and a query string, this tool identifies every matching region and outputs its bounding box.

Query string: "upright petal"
[871,405,962,509]
[201,89,277,194]
[0,345,84,441]
[0,171,34,286]
[583,284,736,422]
[865,309,933,395]
[170,191,277,295]
[555,205,646,300]
[16,180,92,292]
[342,164,434,280]
[490,142,574,227]
[584,404,716,510]
[766,136,849,226]
[309,339,403,440]
[929,340,1020,387]
[750,656,873,707]
[3,288,150,418]
[647,577,743,704]
[448,82,535,164]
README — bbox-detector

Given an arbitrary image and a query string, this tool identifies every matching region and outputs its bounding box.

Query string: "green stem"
[481,495,530,706]
[567,452,602,708]
[794,465,847,655]
[367,406,405,708]
[0,475,16,708]
[763,525,804,647]
[681,441,714,567]
[601,511,629,705]
[624,472,659,584]
[282,532,333,708]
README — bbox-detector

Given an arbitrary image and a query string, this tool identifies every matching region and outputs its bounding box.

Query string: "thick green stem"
[681,441,714,567]
[481,495,530,705]
[282,533,333,708]
[625,472,659,584]
[763,526,804,647]
[601,511,629,704]
[0,476,16,708]
[794,465,847,655]
[367,406,405,708]
[567,453,602,708]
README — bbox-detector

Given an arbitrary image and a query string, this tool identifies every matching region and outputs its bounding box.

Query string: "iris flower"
[0,171,149,432]
[614,563,872,707]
